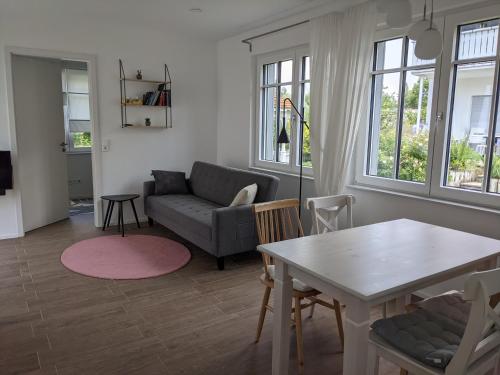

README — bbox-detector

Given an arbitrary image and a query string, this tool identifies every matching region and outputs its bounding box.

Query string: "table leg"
[130,199,140,228]
[102,201,111,231]
[272,259,293,375]
[343,299,371,375]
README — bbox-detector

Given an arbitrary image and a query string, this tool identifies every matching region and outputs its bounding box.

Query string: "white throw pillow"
[230,183,258,207]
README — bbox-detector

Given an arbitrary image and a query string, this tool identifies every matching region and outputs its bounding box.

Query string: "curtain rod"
[241,20,310,52]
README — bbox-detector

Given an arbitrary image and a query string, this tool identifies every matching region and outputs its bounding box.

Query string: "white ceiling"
[0,0,354,40]
[0,0,493,41]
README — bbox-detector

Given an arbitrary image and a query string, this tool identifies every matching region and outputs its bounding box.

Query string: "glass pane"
[457,19,499,60]
[260,87,278,161]
[302,56,310,81]
[368,73,401,178]
[278,85,292,163]
[298,82,311,167]
[71,132,92,148]
[446,62,495,191]
[263,63,278,85]
[407,39,436,67]
[280,60,293,83]
[66,69,89,93]
[398,70,434,182]
[375,38,403,70]
[68,93,90,120]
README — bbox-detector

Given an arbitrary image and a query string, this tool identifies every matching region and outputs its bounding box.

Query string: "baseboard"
[0,232,24,240]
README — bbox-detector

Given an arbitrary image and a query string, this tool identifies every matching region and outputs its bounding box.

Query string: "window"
[444,19,500,193]
[358,4,500,208]
[255,47,311,174]
[62,68,92,153]
[367,37,436,185]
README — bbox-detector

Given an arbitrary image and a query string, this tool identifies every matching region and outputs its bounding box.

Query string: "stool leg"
[102,201,111,231]
[105,201,115,229]
[117,202,122,234]
[130,199,140,228]
[120,202,125,237]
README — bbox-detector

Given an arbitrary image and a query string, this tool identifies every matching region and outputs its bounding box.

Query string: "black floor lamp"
[277,98,309,218]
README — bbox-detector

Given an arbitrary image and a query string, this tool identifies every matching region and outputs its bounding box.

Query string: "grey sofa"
[144,161,279,270]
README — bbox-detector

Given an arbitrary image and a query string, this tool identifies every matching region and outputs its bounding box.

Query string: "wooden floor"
[0,214,401,375]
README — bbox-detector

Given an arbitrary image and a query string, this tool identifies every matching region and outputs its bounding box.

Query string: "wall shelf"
[119,59,172,129]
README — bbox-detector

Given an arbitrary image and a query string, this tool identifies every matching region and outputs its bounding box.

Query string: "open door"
[12,55,69,232]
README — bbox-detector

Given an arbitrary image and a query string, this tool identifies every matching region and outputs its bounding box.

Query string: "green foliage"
[72,132,92,148]
[375,77,430,182]
[490,156,500,179]
[448,138,482,172]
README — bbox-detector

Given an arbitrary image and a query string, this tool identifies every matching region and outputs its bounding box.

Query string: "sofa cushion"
[230,183,258,207]
[371,309,465,369]
[189,162,280,206]
[147,194,221,240]
[151,170,189,195]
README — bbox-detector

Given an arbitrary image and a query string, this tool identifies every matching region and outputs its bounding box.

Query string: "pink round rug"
[61,235,191,279]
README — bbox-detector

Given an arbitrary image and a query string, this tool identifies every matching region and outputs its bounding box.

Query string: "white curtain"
[310,2,377,195]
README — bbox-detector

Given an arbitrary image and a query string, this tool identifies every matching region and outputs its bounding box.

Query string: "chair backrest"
[253,199,304,278]
[306,194,354,235]
[445,267,500,374]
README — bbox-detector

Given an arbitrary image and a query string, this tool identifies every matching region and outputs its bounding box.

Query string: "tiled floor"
[0,215,400,374]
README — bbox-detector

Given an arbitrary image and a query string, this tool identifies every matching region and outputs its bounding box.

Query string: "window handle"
[436,112,444,122]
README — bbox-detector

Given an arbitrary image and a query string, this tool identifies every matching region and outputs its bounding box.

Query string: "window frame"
[253,45,312,176]
[357,5,500,209]
[355,24,444,196]
[430,5,500,208]
[62,68,92,154]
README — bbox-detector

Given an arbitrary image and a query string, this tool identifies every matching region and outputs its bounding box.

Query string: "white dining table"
[257,219,500,375]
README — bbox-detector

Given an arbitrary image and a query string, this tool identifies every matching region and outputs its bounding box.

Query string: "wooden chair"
[253,199,344,369]
[306,194,354,235]
[367,268,500,375]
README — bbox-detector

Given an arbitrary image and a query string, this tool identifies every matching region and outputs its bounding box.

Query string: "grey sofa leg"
[217,257,225,271]
[148,217,154,227]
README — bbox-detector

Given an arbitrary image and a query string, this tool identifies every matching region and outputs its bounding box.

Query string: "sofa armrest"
[144,180,155,199]
[212,205,257,257]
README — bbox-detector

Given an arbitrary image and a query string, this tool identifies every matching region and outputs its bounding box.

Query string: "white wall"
[0,5,218,237]
[216,0,500,239]
[67,154,93,200]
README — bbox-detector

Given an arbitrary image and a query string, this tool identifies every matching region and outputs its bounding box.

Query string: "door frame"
[5,46,103,235]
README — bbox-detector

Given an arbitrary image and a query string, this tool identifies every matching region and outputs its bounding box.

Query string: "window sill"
[250,166,314,181]
[347,183,500,215]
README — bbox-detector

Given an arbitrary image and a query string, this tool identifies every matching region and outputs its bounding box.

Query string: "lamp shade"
[415,27,443,59]
[408,19,431,40]
[277,125,290,144]
[386,0,412,28]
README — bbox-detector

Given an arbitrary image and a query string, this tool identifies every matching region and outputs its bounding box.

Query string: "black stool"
[102,194,140,237]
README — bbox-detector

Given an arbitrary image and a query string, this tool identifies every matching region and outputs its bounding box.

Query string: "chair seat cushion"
[371,309,466,369]
[262,265,314,292]
[416,290,470,326]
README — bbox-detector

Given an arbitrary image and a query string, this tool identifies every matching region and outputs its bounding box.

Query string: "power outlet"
[102,140,110,152]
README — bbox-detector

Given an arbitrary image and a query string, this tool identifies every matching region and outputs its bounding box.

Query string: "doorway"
[61,62,94,217]
[6,48,102,235]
